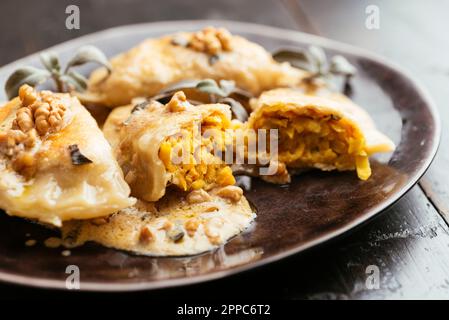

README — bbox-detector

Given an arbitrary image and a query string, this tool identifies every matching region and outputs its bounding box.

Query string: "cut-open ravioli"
[0,85,134,226]
[80,27,308,107]
[246,89,395,182]
[61,186,255,256]
[111,91,236,202]
[102,102,136,149]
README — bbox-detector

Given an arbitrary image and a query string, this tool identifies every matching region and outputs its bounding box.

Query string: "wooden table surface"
[1,0,448,299]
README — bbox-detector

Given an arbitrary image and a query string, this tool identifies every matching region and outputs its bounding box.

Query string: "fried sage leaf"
[330,55,357,77]
[161,79,249,100]
[40,51,61,73]
[195,79,228,96]
[131,101,150,114]
[161,79,200,93]
[218,80,236,96]
[5,45,110,97]
[69,144,93,165]
[60,71,88,92]
[167,227,185,242]
[5,67,51,99]
[209,54,221,65]
[65,45,111,74]
[147,79,252,121]
[274,46,326,74]
[220,97,248,122]
[273,46,357,94]
[308,45,327,73]
[272,49,311,71]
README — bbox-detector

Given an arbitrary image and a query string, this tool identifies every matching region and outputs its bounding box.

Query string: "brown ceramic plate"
[0,21,440,291]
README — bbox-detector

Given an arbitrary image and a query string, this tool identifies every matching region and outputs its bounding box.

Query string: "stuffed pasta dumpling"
[0,85,134,226]
[246,88,395,182]
[110,91,237,202]
[81,27,308,107]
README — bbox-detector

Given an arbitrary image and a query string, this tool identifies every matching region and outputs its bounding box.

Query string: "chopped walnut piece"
[185,218,200,237]
[13,85,67,136]
[159,220,174,231]
[35,102,65,135]
[204,206,219,212]
[204,217,224,245]
[23,129,37,148]
[0,128,36,178]
[139,226,154,244]
[8,130,27,144]
[1,85,70,178]
[61,250,71,257]
[0,131,16,156]
[15,107,33,132]
[274,160,288,176]
[91,217,109,226]
[11,151,36,177]
[12,151,34,167]
[44,237,62,248]
[215,186,243,202]
[187,27,233,55]
[25,239,37,247]
[261,160,291,184]
[0,132,7,148]
[167,91,188,112]
[18,84,38,107]
[186,189,212,204]
[215,28,232,51]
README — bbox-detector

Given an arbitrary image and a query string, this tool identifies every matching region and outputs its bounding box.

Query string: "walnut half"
[0,85,69,178]
[13,85,67,136]
[187,27,233,55]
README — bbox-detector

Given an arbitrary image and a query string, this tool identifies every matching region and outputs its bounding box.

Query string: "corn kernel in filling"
[256,111,371,180]
[158,112,235,192]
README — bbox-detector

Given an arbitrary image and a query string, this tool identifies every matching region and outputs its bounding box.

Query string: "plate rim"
[0,19,441,291]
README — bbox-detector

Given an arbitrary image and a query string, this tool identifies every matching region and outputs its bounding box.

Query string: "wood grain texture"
[0,0,446,299]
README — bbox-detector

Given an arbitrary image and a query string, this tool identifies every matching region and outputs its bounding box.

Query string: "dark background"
[1,0,449,299]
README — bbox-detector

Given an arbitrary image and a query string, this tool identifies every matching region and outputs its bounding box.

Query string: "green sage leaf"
[209,54,221,65]
[60,70,88,92]
[65,45,111,74]
[330,55,356,76]
[218,80,236,96]
[4,66,51,99]
[220,97,248,122]
[167,226,184,242]
[156,79,252,106]
[308,46,327,73]
[272,49,311,71]
[40,51,61,73]
[69,144,93,165]
[161,80,202,93]
[343,77,353,96]
[196,79,227,96]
